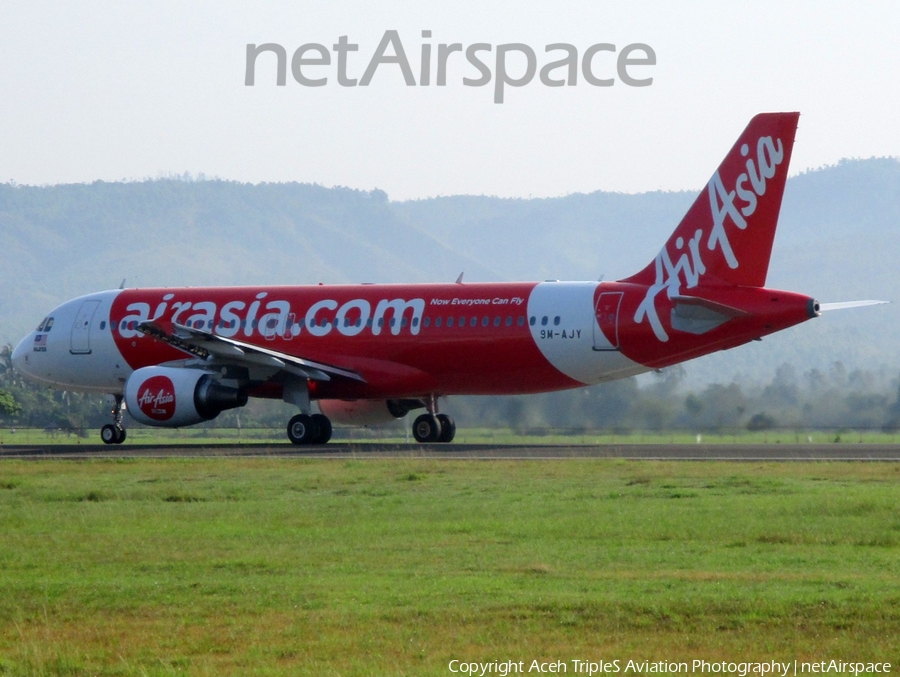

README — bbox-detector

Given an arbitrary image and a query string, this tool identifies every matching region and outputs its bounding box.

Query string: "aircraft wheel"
[436,414,456,443]
[412,414,441,443]
[311,414,332,444]
[100,424,119,445]
[287,414,318,445]
[115,426,127,444]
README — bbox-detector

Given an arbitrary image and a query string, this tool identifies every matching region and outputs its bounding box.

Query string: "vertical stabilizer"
[622,112,799,289]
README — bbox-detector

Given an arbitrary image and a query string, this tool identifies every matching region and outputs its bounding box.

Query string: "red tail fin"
[622,112,799,289]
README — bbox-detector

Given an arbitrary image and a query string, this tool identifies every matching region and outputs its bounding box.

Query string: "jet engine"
[317,399,417,427]
[124,366,247,427]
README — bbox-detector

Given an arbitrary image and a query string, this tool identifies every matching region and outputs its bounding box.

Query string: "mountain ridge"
[1,158,896,387]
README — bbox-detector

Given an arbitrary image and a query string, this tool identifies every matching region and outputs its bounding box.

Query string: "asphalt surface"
[2,442,900,460]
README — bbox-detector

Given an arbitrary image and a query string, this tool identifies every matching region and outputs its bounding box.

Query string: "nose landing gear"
[100,394,127,445]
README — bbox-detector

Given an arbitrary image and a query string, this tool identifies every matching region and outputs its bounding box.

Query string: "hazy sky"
[2,1,898,200]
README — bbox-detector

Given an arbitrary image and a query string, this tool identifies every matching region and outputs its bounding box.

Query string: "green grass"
[0,459,898,675]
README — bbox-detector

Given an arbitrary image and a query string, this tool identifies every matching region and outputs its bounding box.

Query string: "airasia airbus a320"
[11,113,881,444]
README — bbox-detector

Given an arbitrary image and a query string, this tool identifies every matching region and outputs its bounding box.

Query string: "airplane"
[10,112,884,445]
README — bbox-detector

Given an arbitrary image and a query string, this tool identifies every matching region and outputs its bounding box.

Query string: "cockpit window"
[36,317,55,332]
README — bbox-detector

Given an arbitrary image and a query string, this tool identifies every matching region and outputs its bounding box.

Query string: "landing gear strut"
[287,413,332,445]
[100,395,127,445]
[412,395,455,443]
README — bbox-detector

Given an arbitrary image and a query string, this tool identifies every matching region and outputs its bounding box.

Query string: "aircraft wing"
[136,321,365,382]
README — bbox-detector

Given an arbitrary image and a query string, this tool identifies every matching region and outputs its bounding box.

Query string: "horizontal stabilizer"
[670,295,752,319]
[819,300,889,312]
[668,296,752,335]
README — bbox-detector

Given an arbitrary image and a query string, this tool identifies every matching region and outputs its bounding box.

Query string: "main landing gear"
[412,395,456,443]
[287,413,333,445]
[100,394,127,445]
[284,396,457,445]
[412,413,456,443]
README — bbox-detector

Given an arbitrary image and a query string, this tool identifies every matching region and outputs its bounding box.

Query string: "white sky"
[1,0,898,200]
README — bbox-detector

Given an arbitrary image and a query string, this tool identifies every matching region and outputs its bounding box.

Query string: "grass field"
[0,459,898,676]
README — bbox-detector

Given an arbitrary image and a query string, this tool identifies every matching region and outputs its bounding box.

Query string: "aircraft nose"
[10,334,33,376]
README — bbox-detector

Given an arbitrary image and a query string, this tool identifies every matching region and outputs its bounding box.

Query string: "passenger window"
[366,318,373,328]
[446,317,453,328]
[402,318,408,328]
[459,316,466,327]
[529,316,536,326]
[554,316,560,326]
[541,316,548,326]
[517,316,525,327]
[470,317,477,327]
[493,317,501,327]
[505,316,512,327]
[100,321,107,330]
[435,317,443,328]
[481,317,489,327]
[423,317,429,328]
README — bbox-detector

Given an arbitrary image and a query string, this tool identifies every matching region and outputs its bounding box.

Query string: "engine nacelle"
[317,399,414,427]
[124,366,248,427]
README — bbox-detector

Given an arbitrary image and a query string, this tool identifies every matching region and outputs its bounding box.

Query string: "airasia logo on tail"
[137,375,176,421]
[634,134,786,342]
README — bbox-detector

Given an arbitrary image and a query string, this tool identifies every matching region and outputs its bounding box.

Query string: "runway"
[2,442,900,461]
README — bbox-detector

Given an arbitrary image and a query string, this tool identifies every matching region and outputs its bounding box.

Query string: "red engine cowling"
[124,366,247,427]
[317,399,413,427]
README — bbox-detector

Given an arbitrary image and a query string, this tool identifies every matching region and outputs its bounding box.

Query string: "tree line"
[2,343,900,434]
